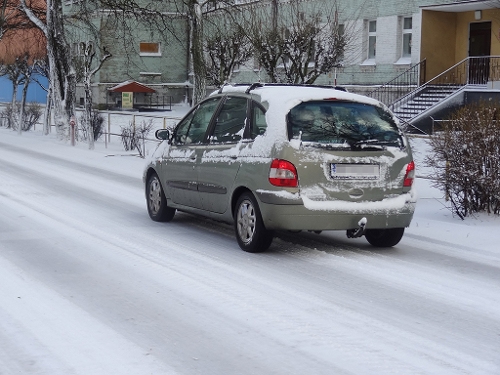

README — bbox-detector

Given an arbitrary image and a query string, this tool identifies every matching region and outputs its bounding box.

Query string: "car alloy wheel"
[234,192,273,252]
[147,173,176,222]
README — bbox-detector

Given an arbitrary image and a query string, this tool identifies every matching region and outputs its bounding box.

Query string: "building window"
[368,20,376,59]
[140,42,161,57]
[338,24,345,62]
[402,17,412,57]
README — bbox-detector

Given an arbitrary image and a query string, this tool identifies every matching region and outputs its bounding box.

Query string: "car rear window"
[287,101,402,148]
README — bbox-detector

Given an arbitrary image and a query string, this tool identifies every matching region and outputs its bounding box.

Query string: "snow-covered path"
[1,130,499,375]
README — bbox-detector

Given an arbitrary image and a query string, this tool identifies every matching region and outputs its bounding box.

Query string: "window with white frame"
[368,20,376,59]
[402,17,412,57]
[139,42,161,57]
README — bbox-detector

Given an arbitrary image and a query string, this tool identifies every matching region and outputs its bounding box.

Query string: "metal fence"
[0,103,184,155]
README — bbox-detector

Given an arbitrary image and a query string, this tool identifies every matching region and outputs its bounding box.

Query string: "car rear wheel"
[234,193,274,253]
[147,173,176,222]
[365,228,404,247]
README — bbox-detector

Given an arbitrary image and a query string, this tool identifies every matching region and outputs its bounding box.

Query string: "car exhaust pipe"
[346,217,367,239]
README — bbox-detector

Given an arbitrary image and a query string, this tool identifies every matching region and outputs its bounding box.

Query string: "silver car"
[144,83,416,252]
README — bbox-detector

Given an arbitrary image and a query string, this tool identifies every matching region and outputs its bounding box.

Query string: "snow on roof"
[108,80,156,93]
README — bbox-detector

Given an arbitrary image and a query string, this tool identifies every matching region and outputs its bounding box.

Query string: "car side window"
[250,103,267,139]
[173,97,221,145]
[211,97,248,143]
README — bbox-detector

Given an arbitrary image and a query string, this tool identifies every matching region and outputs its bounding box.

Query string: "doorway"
[469,22,491,84]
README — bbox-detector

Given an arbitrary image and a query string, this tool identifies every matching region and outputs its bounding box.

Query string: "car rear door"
[196,96,250,214]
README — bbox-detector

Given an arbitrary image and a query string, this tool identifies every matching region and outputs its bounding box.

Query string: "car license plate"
[330,163,380,180]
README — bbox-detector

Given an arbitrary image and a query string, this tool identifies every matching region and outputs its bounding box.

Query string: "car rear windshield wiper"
[351,138,402,150]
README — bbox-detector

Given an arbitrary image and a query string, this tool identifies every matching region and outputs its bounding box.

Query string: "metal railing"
[368,59,426,106]
[390,56,500,120]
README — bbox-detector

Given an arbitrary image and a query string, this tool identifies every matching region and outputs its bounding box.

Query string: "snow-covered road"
[1,131,499,375]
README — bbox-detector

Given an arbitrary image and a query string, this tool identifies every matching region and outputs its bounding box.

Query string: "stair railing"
[368,59,426,106]
[390,56,500,120]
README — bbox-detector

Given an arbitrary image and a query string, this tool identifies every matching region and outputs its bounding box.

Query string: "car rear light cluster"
[269,159,298,187]
[403,161,415,187]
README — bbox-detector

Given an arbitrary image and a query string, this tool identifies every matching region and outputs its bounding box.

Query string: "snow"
[1,106,500,374]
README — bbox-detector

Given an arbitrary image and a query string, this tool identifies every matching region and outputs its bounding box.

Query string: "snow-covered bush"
[426,102,500,218]
[79,112,105,141]
[120,119,154,158]
[23,102,43,131]
[0,104,16,129]
[0,102,42,131]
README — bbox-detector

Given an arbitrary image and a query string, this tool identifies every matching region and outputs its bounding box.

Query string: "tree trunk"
[43,88,52,135]
[11,79,19,131]
[20,0,75,140]
[191,2,206,104]
[84,75,94,149]
[19,75,30,134]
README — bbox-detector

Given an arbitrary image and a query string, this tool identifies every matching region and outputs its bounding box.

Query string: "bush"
[79,112,105,141]
[120,119,154,158]
[0,104,16,129]
[0,102,42,131]
[23,102,43,131]
[426,101,500,218]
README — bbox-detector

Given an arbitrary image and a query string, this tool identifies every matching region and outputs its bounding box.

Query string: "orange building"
[0,0,46,64]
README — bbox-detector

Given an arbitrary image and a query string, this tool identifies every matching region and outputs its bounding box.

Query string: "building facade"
[64,0,500,113]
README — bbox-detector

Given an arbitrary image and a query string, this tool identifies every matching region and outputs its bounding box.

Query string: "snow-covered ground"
[0,108,499,374]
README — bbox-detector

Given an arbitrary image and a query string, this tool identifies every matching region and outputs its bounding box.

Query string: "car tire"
[234,193,274,253]
[365,228,404,247]
[146,173,176,222]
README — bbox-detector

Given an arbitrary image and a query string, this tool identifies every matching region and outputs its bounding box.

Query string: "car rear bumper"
[256,190,416,231]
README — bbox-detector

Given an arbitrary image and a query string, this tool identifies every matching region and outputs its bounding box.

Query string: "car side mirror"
[155,129,170,141]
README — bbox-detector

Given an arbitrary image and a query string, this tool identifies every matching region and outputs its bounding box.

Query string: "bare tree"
[1,0,44,40]
[32,57,51,135]
[20,0,76,140]
[0,54,41,132]
[73,42,111,149]
[0,56,26,131]
[18,56,37,133]
[204,19,253,87]
[247,0,347,84]
[283,5,346,84]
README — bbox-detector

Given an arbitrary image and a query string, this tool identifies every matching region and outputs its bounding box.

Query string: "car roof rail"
[217,82,348,95]
[217,82,231,94]
[245,82,264,93]
[242,82,347,94]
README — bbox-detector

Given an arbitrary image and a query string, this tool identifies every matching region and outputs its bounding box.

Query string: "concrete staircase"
[391,85,463,123]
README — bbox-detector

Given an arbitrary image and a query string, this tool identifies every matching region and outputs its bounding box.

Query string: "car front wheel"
[234,193,274,253]
[365,228,405,247]
[146,173,176,222]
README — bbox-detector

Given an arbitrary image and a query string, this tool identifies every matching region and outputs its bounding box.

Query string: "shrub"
[22,102,43,131]
[79,112,105,141]
[426,101,500,218]
[0,102,42,131]
[0,104,16,129]
[120,119,154,158]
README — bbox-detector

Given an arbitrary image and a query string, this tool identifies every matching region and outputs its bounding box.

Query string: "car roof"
[206,83,396,155]
[214,83,382,108]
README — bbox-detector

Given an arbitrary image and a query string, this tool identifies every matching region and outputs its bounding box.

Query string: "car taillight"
[269,159,298,187]
[403,161,415,187]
